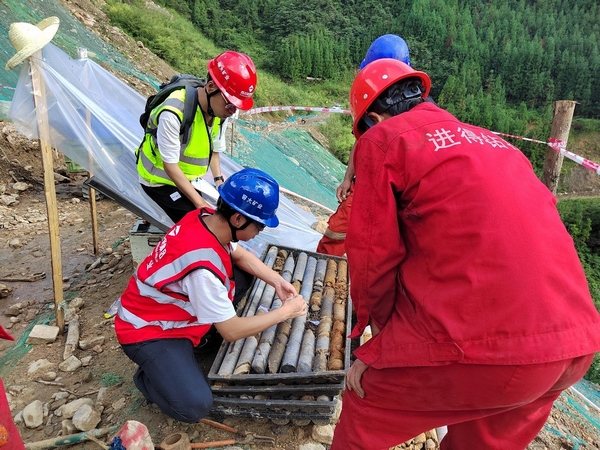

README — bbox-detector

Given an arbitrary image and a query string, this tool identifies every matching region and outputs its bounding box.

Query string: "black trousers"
[141,183,200,224]
[122,338,212,422]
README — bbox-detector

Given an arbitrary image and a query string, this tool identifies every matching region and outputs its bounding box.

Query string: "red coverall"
[316,187,354,256]
[331,103,600,450]
[0,326,25,450]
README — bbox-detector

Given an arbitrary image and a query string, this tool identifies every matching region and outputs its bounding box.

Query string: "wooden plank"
[79,50,101,255]
[85,118,102,255]
[30,50,65,333]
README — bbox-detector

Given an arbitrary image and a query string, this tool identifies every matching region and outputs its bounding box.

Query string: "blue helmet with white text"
[218,168,279,227]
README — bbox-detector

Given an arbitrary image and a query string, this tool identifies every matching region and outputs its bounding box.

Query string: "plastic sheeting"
[0,0,159,117]
[8,44,323,255]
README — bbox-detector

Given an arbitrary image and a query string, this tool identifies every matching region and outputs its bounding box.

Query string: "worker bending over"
[115,168,307,422]
[318,34,435,256]
[137,51,256,222]
[330,59,600,450]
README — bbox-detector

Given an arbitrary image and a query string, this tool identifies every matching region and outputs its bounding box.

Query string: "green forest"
[127,0,600,168]
[105,0,600,381]
[158,0,600,116]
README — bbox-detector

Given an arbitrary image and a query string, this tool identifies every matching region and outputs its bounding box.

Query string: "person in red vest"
[0,326,25,450]
[330,59,600,449]
[115,168,307,422]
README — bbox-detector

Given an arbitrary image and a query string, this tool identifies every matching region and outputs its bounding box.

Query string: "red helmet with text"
[207,51,257,110]
[350,58,431,139]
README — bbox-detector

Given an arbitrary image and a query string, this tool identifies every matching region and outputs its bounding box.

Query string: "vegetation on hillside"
[107,0,599,167]
[155,0,600,122]
[557,197,600,383]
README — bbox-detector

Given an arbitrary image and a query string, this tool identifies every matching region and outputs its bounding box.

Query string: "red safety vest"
[115,209,235,346]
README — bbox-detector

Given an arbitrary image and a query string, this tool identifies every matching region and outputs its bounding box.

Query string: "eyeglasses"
[220,91,237,114]
[252,220,266,231]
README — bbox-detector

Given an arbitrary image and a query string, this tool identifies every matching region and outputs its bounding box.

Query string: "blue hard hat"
[360,34,412,69]
[218,168,280,227]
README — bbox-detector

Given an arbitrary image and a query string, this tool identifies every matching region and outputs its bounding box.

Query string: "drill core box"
[208,244,352,424]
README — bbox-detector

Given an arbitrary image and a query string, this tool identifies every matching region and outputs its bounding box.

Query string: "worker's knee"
[171,395,213,423]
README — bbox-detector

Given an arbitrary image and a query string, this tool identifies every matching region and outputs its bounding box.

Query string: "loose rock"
[56,398,94,419]
[299,443,326,450]
[311,424,334,445]
[79,336,105,350]
[27,359,56,379]
[22,400,44,428]
[72,404,102,431]
[26,325,59,344]
[58,355,82,372]
[61,419,76,435]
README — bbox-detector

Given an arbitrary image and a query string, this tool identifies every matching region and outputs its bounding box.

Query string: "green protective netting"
[540,383,600,450]
[0,0,346,211]
[0,312,52,378]
[0,0,159,116]
[230,117,346,211]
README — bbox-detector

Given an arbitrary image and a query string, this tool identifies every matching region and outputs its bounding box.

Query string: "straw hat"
[5,16,60,70]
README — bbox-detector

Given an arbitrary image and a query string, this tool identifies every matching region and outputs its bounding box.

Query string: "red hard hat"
[207,51,257,110]
[350,58,431,139]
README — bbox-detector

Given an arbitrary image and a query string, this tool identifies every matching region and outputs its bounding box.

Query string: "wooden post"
[86,111,100,255]
[541,100,577,194]
[30,50,65,333]
[80,48,100,255]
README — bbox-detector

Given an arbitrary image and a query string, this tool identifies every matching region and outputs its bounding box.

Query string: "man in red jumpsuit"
[330,59,600,450]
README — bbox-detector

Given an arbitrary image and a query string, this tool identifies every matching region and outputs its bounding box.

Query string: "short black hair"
[216,197,236,220]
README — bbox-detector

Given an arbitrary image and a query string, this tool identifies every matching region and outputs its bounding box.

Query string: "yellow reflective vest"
[137,88,221,186]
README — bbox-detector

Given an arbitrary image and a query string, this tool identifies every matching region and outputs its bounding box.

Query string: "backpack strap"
[181,86,199,147]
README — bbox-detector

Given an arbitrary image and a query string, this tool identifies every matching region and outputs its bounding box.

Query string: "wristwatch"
[214,176,224,182]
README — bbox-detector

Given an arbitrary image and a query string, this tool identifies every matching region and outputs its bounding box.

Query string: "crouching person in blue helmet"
[115,168,308,422]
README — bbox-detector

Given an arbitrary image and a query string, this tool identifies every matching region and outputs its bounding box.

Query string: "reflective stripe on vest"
[117,273,201,331]
[117,302,200,331]
[115,210,235,343]
[137,89,221,185]
[136,273,197,315]
[147,247,231,293]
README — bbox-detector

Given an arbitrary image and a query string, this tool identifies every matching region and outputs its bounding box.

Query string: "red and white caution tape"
[238,106,599,176]
[242,105,351,115]
[548,137,600,174]
[495,132,600,175]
